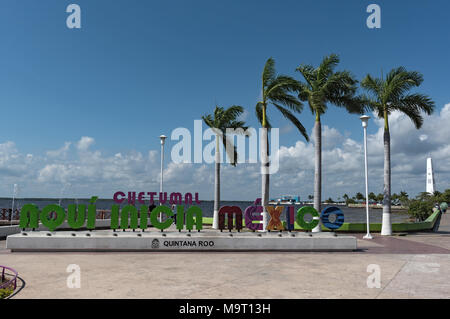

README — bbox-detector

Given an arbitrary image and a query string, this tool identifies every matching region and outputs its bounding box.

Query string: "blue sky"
[0,0,449,199]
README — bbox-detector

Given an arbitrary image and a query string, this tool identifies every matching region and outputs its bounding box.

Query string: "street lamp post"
[360,115,372,239]
[159,135,167,222]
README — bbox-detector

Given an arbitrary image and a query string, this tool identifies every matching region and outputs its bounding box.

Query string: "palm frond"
[361,74,383,98]
[296,64,316,88]
[222,105,244,124]
[274,104,309,142]
[399,93,435,115]
[270,92,303,113]
[262,58,276,88]
[385,68,424,105]
[202,114,215,129]
[391,93,435,129]
[317,54,340,83]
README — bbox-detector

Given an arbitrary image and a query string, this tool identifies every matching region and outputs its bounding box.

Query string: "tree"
[398,191,409,205]
[361,67,435,235]
[256,58,309,229]
[376,193,384,203]
[343,194,354,205]
[296,54,364,232]
[355,192,365,201]
[408,200,434,222]
[441,189,450,203]
[416,192,432,201]
[368,192,377,201]
[202,105,248,229]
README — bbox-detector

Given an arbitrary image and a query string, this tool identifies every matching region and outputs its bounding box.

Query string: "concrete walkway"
[1,213,449,299]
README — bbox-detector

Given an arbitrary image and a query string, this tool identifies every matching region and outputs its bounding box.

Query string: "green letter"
[87,196,98,230]
[110,204,119,230]
[296,206,319,230]
[150,206,173,230]
[40,204,66,231]
[186,206,202,231]
[120,205,139,230]
[176,205,185,230]
[67,204,86,229]
[19,204,40,229]
[139,205,148,230]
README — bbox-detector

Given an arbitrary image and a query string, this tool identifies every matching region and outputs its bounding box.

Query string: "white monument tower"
[426,157,435,194]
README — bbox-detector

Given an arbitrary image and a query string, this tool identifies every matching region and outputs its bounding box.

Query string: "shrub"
[407,199,435,221]
[0,286,14,299]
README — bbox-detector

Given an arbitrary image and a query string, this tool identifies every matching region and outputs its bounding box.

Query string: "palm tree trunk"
[212,136,220,229]
[381,128,392,235]
[261,127,269,230]
[313,118,322,232]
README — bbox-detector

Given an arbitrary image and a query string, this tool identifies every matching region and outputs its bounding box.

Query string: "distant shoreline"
[347,203,407,210]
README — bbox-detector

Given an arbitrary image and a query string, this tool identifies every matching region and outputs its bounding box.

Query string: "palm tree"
[398,191,409,206]
[256,58,309,229]
[361,67,435,235]
[202,105,248,229]
[356,192,365,201]
[296,54,364,232]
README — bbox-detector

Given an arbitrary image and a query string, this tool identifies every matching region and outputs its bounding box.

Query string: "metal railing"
[0,208,112,221]
[0,208,20,221]
[0,266,18,293]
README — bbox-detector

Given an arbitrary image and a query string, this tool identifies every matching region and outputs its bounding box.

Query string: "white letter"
[225,127,253,164]
[66,264,81,288]
[366,4,381,29]
[268,128,279,174]
[194,120,203,163]
[203,128,221,164]
[367,264,381,288]
[259,128,280,174]
[66,4,81,29]
[171,128,191,163]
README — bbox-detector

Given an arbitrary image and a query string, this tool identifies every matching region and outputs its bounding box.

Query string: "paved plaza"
[1,214,450,299]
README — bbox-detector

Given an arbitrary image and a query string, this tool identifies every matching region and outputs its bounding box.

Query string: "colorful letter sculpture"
[19,194,347,233]
[266,206,284,231]
[296,206,320,230]
[285,206,296,231]
[40,204,66,231]
[320,206,344,230]
[218,206,243,232]
[244,199,263,231]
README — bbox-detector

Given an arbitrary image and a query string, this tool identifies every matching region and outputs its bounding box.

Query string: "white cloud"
[76,136,94,151]
[46,142,71,158]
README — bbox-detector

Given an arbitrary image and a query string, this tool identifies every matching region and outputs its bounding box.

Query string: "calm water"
[0,198,410,224]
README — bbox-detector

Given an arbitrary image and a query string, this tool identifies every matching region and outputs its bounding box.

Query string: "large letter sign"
[19,193,347,233]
